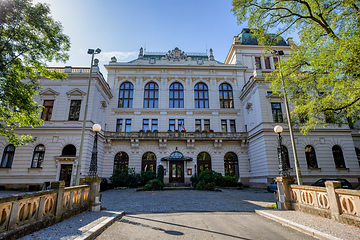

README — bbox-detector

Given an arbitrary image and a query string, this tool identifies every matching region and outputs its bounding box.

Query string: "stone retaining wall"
[0,183,90,240]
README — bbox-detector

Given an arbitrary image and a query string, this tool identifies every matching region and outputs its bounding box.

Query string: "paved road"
[96,189,316,239]
[97,212,315,240]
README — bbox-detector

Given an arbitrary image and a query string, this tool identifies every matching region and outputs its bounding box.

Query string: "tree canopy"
[0,0,70,145]
[232,0,360,134]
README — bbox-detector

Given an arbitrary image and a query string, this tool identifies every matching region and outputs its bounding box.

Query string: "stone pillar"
[52,181,65,223]
[84,177,101,211]
[325,181,341,221]
[276,176,295,210]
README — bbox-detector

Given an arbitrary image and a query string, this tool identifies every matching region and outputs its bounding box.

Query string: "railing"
[105,131,247,140]
[0,184,90,239]
[288,182,360,228]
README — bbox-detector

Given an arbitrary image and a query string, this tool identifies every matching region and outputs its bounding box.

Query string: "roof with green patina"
[237,28,288,46]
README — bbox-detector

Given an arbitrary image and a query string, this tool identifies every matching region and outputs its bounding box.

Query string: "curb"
[74,211,125,240]
[255,210,342,240]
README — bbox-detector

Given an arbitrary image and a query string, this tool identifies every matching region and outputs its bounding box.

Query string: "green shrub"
[222,175,239,187]
[190,174,199,188]
[198,169,223,186]
[110,168,139,188]
[195,181,216,191]
[143,179,164,191]
[157,165,164,183]
[139,171,156,185]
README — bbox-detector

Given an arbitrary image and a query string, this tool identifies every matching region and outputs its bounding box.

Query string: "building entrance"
[59,164,73,187]
[169,161,184,183]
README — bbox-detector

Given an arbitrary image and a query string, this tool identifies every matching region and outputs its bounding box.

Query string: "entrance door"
[169,161,184,183]
[59,164,73,187]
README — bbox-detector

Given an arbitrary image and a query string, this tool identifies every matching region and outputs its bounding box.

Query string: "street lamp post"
[273,50,303,185]
[75,48,101,185]
[274,125,289,177]
[89,124,101,177]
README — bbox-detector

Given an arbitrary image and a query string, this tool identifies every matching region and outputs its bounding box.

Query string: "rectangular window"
[230,120,236,132]
[265,57,271,69]
[195,119,201,131]
[255,57,262,69]
[41,100,54,121]
[204,119,210,131]
[143,119,149,131]
[151,119,158,131]
[169,119,175,132]
[271,103,283,123]
[125,119,131,132]
[221,120,227,132]
[273,57,278,69]
[68,100,81,121]
[116,119,123,132]
[178,119,185,131]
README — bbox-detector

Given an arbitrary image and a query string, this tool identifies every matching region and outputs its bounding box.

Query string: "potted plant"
[195,129,200,133]
[209,129,214,132]
[181,129,186,132]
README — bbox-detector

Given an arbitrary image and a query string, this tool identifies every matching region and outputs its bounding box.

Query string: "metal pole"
[75,52,95,185]
[89,131,98,177]
[278,54,303,185]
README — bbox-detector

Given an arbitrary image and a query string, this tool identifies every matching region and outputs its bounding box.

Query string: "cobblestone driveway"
[100,188,276,213]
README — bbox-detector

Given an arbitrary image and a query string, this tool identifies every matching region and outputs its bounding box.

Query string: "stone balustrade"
[277,178,360,228]
[105,131,247,141]
[0,183,90,240]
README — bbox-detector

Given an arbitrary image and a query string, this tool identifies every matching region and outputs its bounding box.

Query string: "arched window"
[332,145,346,168]
[1,144,15,168]
[305,145,318,169]
[280,145,291,169]
[169,82,184,108]
[119,82,134,108]
[194,83,209,108]
[142,152,156,172]
[61,144,76,156]
[224,152,239,176]
[197,152,211,174]
[31,144,45,168]
[356,148,360,167]
[114,152,129,172]
[219,83,234,108]
[144,82,159,108]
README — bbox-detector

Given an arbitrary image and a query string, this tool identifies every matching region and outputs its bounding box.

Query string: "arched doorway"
[197,152,211,175]
[114,152,129,172]
[142,152,157,173]
[59,144,77,187]
[224,152,239,176]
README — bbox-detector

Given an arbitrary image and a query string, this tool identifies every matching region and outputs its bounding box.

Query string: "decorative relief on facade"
[186,139,195,148]
[154,77,161,81]
[129,77,136,82]
[179,77,186,82]
[216,78,224,83]
[227,78,235,83]
[192,77,199,82]
[118,77,126,81]
[167,77,175,82]
[165,47,187,62]
[159,139,167,148]
[143,77,150,81]
[214,139,222,148]
[203,78,210,81]
[131,139,139,148]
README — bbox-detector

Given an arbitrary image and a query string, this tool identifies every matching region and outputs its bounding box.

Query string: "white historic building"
[1,29,360,189]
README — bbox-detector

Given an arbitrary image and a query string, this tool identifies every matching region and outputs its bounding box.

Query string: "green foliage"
[232,0,360,134]
[194,169,242,190]
[139,171,157,185]
[143,179,164,191]
[190,174,199,188]
[195,181,216,191]
[157,165,164,183]
[110,168,139,188]
[222,175,240,187]
[0,0,70,145]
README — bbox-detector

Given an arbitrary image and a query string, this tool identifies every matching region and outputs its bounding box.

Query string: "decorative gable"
[66,88,87,99]
[39,88,60,100]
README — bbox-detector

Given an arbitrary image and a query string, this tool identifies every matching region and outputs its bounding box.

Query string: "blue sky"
[35,0,294,75]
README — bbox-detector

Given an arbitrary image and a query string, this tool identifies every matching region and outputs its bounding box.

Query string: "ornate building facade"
[1,29,360,189]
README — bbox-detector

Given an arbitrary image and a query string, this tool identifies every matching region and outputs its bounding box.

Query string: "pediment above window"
[39,88,60,100]
[66,88,87,99]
